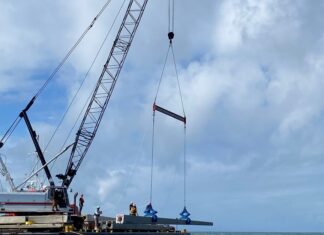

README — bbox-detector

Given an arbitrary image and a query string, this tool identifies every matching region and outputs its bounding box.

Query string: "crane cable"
[167,0,190,221]
[0,117,21,148]
[0,0,112,148]
[168,0,174,35]
[34,0,112,100]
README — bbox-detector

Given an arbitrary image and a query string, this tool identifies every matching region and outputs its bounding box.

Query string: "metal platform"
[116,214,213,226]
[0,213,212,233]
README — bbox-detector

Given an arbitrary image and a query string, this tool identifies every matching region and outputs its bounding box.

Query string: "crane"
[0,0,148,215]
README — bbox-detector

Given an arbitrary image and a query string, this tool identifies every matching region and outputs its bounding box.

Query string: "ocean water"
[192,233,323,235]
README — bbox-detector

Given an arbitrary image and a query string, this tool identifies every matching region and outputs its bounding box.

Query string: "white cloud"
[97,170,125,200]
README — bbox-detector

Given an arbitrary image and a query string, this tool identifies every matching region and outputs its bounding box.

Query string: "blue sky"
[1,0,324,232]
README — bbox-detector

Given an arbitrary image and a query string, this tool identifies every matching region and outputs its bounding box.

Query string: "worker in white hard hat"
[94,206,102,231]
[129,202,138,216]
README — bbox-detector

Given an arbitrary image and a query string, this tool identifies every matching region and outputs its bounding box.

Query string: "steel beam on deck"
[116,214,213,226]
[109,222,175,231]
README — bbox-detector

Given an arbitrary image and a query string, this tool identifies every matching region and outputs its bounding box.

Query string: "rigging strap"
[153,44,185,116]
[183,124,187,206]
[149,111,155,204]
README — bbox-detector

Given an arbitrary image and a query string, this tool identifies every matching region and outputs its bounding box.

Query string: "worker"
[129,201,133,212]
[94,206,102,231]
[52,189,59,212]
[79,194,84,215]
[129,202,138,216]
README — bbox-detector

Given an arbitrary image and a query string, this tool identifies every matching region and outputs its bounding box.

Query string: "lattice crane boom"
[0,155,16,192]
[61,0,148,188]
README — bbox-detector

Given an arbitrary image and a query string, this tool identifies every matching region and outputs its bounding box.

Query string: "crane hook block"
[0,142,3,149]
[168,32,174,42]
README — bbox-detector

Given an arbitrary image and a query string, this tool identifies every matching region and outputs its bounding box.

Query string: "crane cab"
[0,186,72,215]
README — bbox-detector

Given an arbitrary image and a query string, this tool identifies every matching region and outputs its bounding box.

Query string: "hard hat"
[97,206,100,208]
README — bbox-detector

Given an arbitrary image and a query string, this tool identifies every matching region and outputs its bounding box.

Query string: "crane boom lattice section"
[62,0,148,187]
[0,155,16,192]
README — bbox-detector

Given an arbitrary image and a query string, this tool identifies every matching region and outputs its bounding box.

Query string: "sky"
[1,0,324,232]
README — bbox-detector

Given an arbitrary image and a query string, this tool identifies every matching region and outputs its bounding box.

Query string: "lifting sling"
[146,0,191,223]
